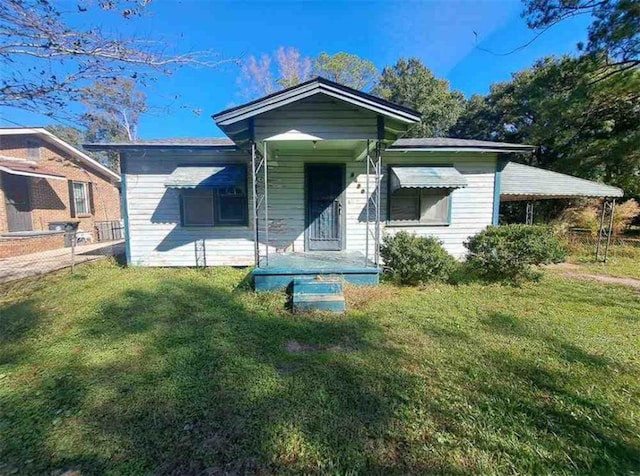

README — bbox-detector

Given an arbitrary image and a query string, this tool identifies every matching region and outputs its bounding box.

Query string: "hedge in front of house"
[380,231,457,285]
[464,224,566,283]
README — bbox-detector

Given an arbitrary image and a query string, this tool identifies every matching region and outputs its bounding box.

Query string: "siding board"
[124,148,497,266]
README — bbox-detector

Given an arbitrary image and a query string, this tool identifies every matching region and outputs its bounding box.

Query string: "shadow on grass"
[0,277,433,474]
[1,270,639,474]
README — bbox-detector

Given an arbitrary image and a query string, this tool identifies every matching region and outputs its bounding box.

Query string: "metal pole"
[525,201,534,225]
[374,141,381,265]
[263,141,269,267]
[365,139,370,265]
[604,199,616,262]
[595,198,607,261]
[70,230,76,274]
[251,143,259,266]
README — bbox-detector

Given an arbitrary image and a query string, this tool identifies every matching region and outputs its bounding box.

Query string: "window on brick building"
[69,181,93,217]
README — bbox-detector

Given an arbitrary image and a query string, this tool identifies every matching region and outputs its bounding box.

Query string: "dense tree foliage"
[314,52,378,90]
[523,0,639,76]
[451,56,640,196]
[239,48,378,97]
[374,58,464,137]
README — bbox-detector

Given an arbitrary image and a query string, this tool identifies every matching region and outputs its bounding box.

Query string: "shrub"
[380,231,457,285]
[560,199,640,236]
[464,225,567,283]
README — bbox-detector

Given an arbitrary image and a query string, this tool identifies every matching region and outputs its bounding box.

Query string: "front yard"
[1,259,639,474]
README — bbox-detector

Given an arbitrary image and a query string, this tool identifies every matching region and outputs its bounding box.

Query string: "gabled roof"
[84,137,236,151]
[389,138,536,153]
[0,128,120,182]
[500,162,623,200]
[213,77,422,126]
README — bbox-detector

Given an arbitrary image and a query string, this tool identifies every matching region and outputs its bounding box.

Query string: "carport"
[499,162,624,261]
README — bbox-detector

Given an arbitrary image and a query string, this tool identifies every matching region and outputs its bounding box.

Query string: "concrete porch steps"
[292,278,345,313]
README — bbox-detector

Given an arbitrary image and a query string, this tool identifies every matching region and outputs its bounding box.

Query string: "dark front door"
[306,164,344,251]
[2,173,33,232]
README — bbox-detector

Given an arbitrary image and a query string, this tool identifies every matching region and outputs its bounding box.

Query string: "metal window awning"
[164,165,245,189]
[390,166,468,192]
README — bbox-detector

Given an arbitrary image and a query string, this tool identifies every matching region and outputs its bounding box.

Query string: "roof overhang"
[84,142,238,152]
[0,163,66,181]
[388,138,536,154]
[500,162,623,200]
[0,128,120,183]
[213,77,422,127]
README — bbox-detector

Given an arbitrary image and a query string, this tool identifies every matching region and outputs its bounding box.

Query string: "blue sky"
[2,0,592,138]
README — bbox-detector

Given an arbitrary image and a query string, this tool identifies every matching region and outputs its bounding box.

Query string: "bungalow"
[85,78,623,296]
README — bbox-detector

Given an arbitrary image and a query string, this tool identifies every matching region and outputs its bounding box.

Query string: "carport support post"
[596,198,616,262]
[525,201,534,225]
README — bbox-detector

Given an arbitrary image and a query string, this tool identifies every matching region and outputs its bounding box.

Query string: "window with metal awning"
[164,165,246,189]
[389,166,468,192]
[388,166,467,225]
[165,165,248,227]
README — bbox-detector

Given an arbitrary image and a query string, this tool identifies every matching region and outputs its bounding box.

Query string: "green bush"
[380,231,458,285]
[464,224,567,283]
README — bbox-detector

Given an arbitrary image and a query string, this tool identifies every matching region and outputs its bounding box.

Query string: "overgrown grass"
[568,244,640,280]
[1,259,639,474]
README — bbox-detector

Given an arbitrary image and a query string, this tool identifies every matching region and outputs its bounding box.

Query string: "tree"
[450,55,640,196]
[313,52,378,90]
[82,78,147,142]
[238,47,312,98]
[374,58,464,137]
[0,0,227,120]
[522,0,639,77]
[44,125,85,149]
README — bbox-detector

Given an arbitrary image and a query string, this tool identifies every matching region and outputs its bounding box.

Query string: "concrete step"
[293,278,343,295]
[292,293,346,313]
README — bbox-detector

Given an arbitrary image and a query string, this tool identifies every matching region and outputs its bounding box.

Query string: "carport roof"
[500,162,623,201]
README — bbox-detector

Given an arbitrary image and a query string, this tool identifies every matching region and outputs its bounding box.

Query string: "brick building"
[0,128,121,257]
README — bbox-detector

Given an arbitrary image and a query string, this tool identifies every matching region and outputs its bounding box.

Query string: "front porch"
[252,251,380,291]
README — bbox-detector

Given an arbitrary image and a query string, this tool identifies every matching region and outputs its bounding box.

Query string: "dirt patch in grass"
[285,340,355,354]
[343,283,400,310]
[550,263,640,290]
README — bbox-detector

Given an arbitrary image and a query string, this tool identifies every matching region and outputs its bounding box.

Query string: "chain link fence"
[0,220,125,284]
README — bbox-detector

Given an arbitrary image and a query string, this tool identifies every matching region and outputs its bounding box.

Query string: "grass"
[567,244,640,280]
[1,259,639,475]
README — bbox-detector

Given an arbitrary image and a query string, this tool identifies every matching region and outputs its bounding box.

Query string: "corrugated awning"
[390,166,468,192]
[165,165,246,189]
[500,162,623,201]
[0,159,66,181]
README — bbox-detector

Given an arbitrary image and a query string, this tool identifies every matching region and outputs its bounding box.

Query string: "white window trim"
[72,181,90,216]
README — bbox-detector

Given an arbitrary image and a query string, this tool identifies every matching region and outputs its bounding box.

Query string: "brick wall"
[0,134,121,240]
[0,233,66,258]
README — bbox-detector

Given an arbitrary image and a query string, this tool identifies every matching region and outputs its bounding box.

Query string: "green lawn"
[568,244,640,280]
[1,260,639,475]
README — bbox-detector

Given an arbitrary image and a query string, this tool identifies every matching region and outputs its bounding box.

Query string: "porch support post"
[596,198,616,262]
[374,140,382,265]
[263,141,269,267]
[364,139,382,267]
[525,201,534,225]
[365,139,370,266]
[251,142,259,266]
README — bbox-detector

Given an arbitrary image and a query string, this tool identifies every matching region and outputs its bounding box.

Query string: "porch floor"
[253,251,380,292]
